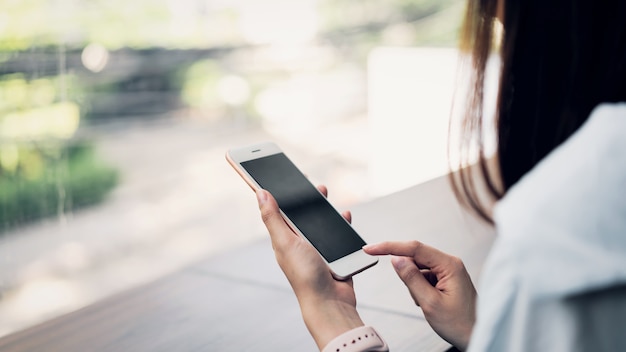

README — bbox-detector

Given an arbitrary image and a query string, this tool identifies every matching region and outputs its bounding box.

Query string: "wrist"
[300,298,364,350]
[454,319,474,351]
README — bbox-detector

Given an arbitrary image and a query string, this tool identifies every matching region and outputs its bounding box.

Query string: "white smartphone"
[226,142,378,280]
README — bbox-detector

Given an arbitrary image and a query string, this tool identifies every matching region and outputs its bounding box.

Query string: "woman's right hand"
[256,187,364,350]
[363,241,477,351]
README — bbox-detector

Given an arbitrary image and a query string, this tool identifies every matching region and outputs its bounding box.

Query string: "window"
[0,0,463,336]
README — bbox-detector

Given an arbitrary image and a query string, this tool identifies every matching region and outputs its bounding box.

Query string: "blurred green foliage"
[0,0,463,51]
[0,0,463,230]
[0,0,232,50]
[319,0,464,46]
[0,62,113,231]
[180,59,222,109]
[0,143,118,231]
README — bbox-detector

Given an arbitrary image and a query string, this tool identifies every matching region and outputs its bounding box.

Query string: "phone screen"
[241,153,366,262]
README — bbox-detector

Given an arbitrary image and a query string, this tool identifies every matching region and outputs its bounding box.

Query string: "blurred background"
[0,0,468,337]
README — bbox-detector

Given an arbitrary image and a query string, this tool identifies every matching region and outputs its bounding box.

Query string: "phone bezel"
[226,141,378,280]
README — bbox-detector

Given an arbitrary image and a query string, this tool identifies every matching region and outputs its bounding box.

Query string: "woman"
[255,0,626,350]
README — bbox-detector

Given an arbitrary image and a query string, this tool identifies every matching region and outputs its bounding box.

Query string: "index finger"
[363,241,450,269]
[316,184,328,198]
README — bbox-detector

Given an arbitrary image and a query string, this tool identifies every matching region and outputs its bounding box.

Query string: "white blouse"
[468,103,626,351]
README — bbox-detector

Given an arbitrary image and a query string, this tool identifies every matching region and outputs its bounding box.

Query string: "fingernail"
[256,189,268,205]
[362,244,373,250]
[391,256,406,270]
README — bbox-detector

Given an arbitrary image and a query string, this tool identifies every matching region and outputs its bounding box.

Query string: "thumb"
[391,256,436,307]
[257,189,281,226]
[256,189,292,248]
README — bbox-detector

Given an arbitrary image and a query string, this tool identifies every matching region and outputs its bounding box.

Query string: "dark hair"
[452,0,626,223]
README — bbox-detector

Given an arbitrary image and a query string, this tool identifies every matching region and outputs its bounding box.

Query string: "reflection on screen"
[242,153,365,262]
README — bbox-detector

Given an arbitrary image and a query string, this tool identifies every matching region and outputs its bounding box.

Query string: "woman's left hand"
[256,187,364,350]
[364,241,476,350]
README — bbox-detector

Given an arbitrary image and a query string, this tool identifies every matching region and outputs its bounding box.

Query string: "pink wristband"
[321,326,389,352]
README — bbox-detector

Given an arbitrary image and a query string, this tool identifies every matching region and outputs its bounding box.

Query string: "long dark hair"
[452,0,626,223]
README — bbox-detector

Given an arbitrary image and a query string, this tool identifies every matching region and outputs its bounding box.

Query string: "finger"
[391,256,438,307]
[257,189,295,249]
[316,185,352,224]
[363,241,450,269]
[342,210,352,224]
[316,184,328,198]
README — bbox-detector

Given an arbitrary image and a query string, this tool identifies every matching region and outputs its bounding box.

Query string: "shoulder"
[493,102,626,296]
[467,103,626,351]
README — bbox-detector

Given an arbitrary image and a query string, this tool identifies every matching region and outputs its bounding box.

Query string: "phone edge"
[225,143,378,280]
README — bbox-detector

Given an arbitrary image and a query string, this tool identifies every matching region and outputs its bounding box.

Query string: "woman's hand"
[363,241,476,350]
[256,187,364,350]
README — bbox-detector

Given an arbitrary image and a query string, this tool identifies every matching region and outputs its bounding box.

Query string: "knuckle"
[450,256,465,271]
[260,208,277,225]
[408,240,424,255]
[409,240,423,249]
[399,265,420,282]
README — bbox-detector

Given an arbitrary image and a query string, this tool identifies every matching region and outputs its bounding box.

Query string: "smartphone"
[226,142,378,280]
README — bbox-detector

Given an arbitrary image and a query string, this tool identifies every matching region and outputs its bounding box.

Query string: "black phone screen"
[241,153,366,262]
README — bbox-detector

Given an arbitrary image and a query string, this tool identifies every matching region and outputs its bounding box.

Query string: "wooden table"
[0,175,495,351]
